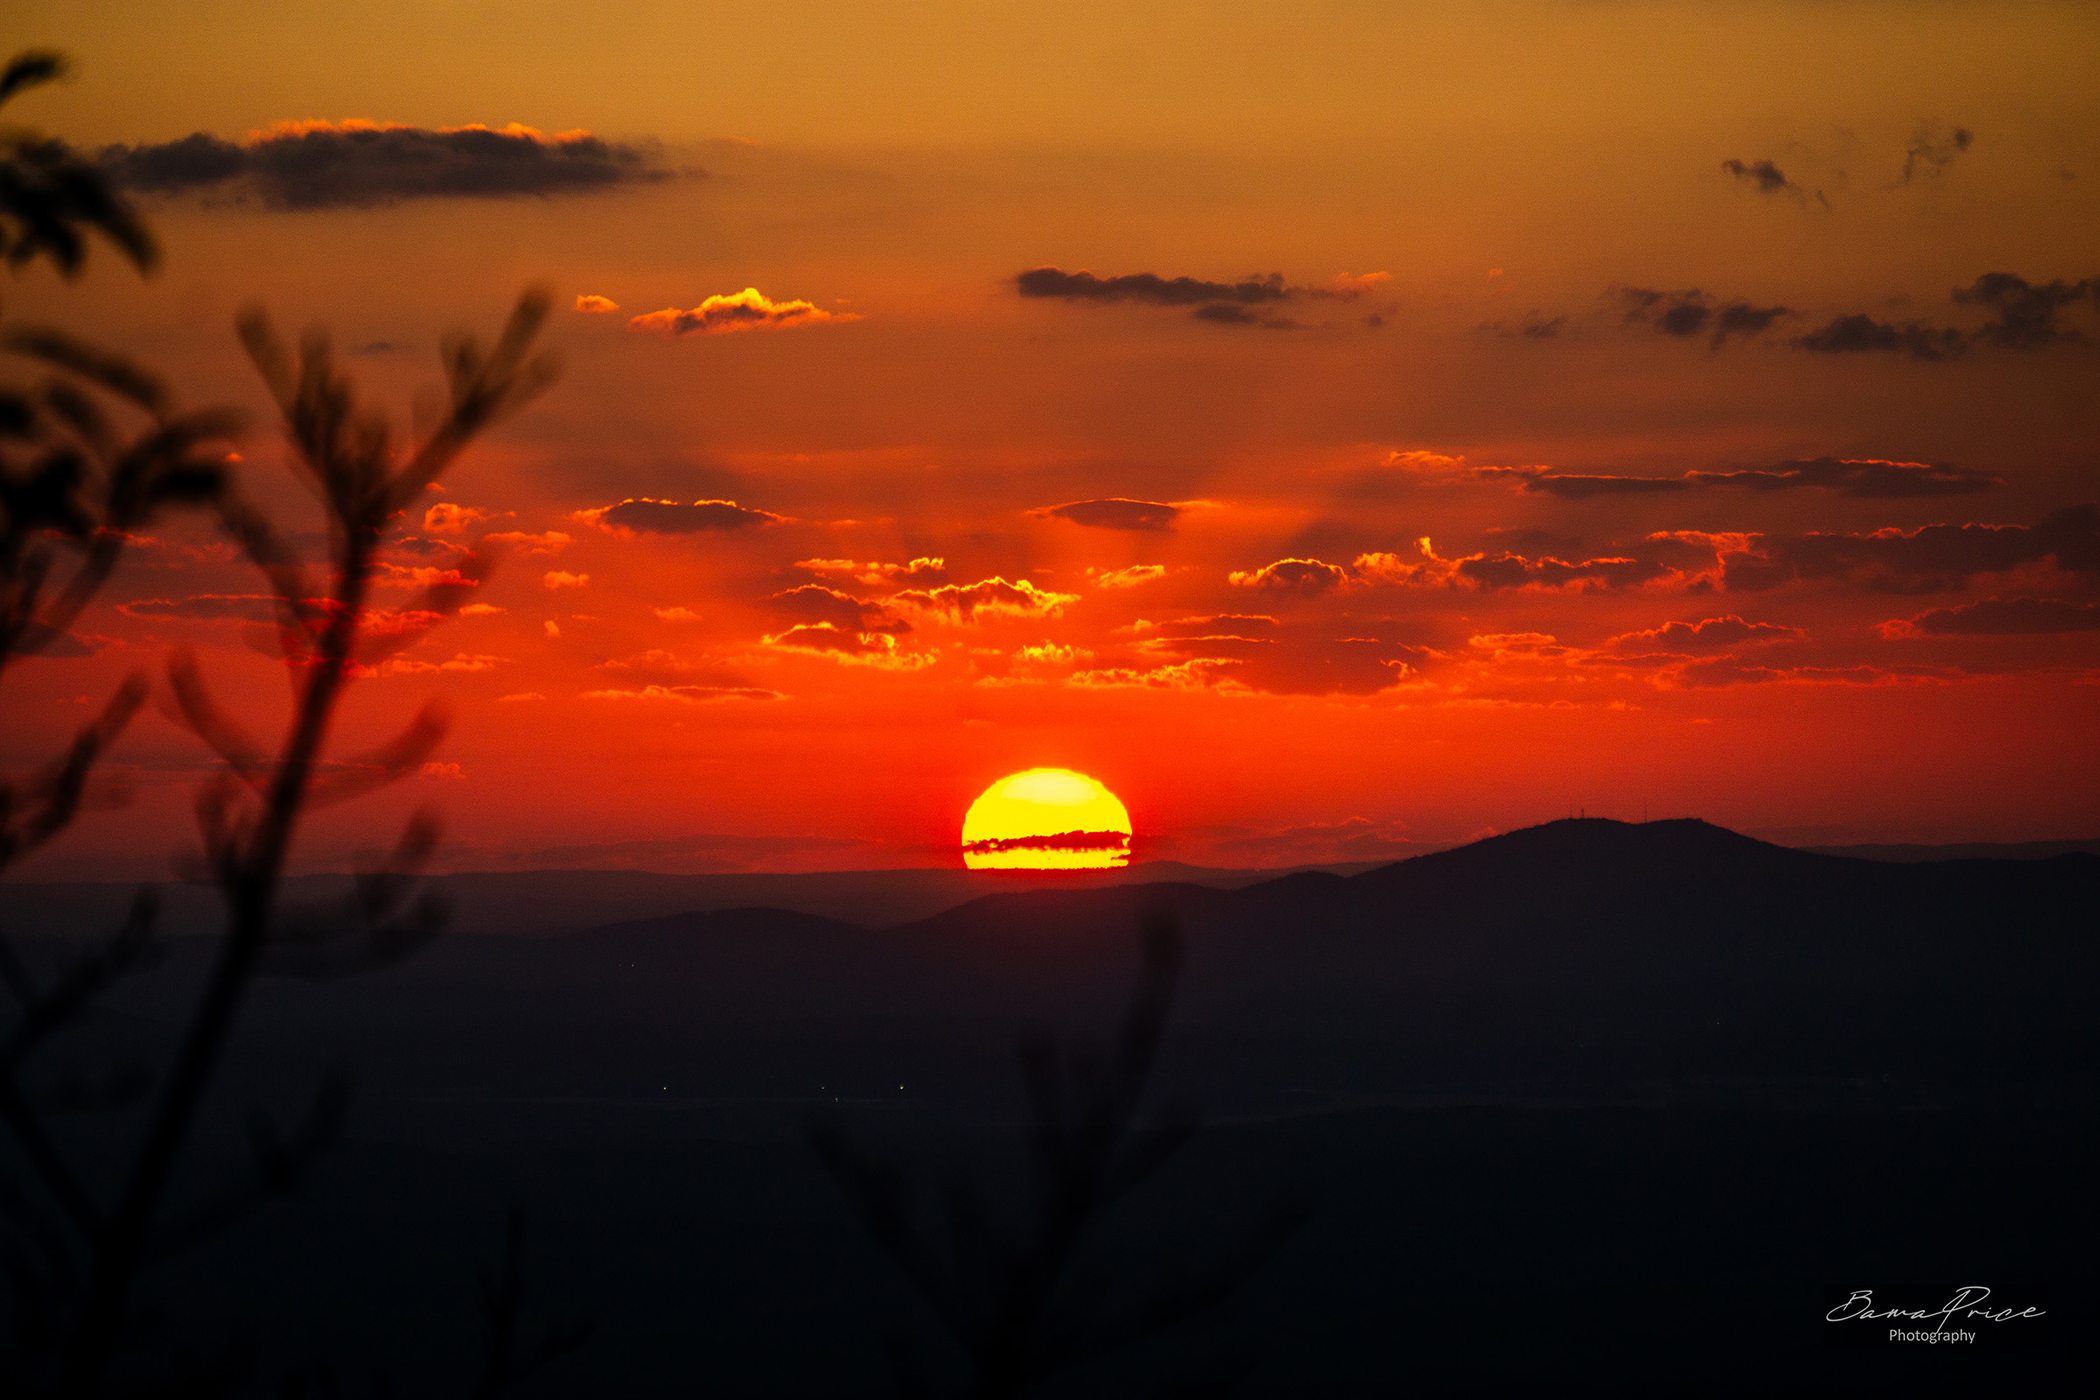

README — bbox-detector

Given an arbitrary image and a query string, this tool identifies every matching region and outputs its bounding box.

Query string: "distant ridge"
[36,815,2092,1120]
[5,818,2093,943]
[0,856,1381,940]
[432,812,2100,1091]
[1807,836,2100,862]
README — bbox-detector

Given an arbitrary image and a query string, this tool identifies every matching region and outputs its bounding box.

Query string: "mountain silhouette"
[287,816,2086,1104]
[15,817,2092,1396]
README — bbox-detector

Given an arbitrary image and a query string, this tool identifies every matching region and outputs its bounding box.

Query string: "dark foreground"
[3,820,2094,1395]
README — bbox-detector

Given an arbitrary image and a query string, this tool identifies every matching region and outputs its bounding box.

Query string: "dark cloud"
[1620,288,1790,347]
[1721,158,1792,195]
[1355,540,1686,592]
[1035,498,1182,531]
[1721,158,1798,197]
[118,593,279,620]
[1016,266,1378,329]
[576,498,784,534]
[763,623,906,658]
[1658,301,1710,337]
[1898,123,1973,185]
[1351,507,2097,602]
[1017,267,1289,307]
[1482,313,1566,339]
[1605,615,1801,654]
[1454,554,1673,591]
[1477,457,1993,500]
[1713,301,1792,340]
[1191,302,1256,324]
[1673,658,1929,688]
[1881,595,2100,637]
[1231,638,1418,696]
[1189,302,1298,329]
[1793,272,2094,359]
[1476,467,1689,498]
[101,121,667,209]
[1951,272,2097,349]
[961,830,1131,857]
[1087,625,1420,697]
[1792,313,1968,361]
[764,584,909,635]
[1716,505,2100,594]
[1687,457,2000,498]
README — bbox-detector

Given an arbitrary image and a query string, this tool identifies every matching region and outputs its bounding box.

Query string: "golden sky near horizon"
[5,0,2098,874]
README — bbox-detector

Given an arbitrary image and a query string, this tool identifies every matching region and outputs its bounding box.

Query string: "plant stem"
[58,539,370,1396]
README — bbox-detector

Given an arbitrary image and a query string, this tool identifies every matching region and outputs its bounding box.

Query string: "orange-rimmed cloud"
[1228,558,1351,594]
[101,120,667,208]
[422,502,506,534]
[1087,564,1167,589]
[1709,506,2099,593]
[890,577,1078,621]
[1326,271,1393,296]
[1077,611,1424,698]
[761,624,935,669]
[1068,659,1234,691]
[1672,658,1956,688]
[1467,632,1566,656]
[583,683,782,703]
[240,119,594,145]
[575,499,785,534]
[1383,448,1468,472]
[764,584,911,635]
[627,289,855,337]
[367,651,507,677]
[795,556,949,586]
[1604,616,1802,653]
[1354,537,1685,592]
[574,294,620,314]
[1074,633,1418,698]
[1877,596,2100,638]
[483,529,572,556]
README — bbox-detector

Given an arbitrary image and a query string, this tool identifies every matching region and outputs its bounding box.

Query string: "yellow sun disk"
[961,768,1132,870]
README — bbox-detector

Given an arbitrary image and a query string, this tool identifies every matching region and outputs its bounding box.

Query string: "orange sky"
[6,1,2098,874]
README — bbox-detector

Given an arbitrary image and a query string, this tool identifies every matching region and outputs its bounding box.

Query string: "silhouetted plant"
[2,50,235,1389]
[2,47,234,860]
[1,49,563,1388]
[39,288,558,1394]
[471,1208,594,1399]
[815,913,1303,1399]
[0,52,155,278]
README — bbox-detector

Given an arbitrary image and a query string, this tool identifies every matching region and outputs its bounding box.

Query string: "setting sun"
[961,768,1132,870]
